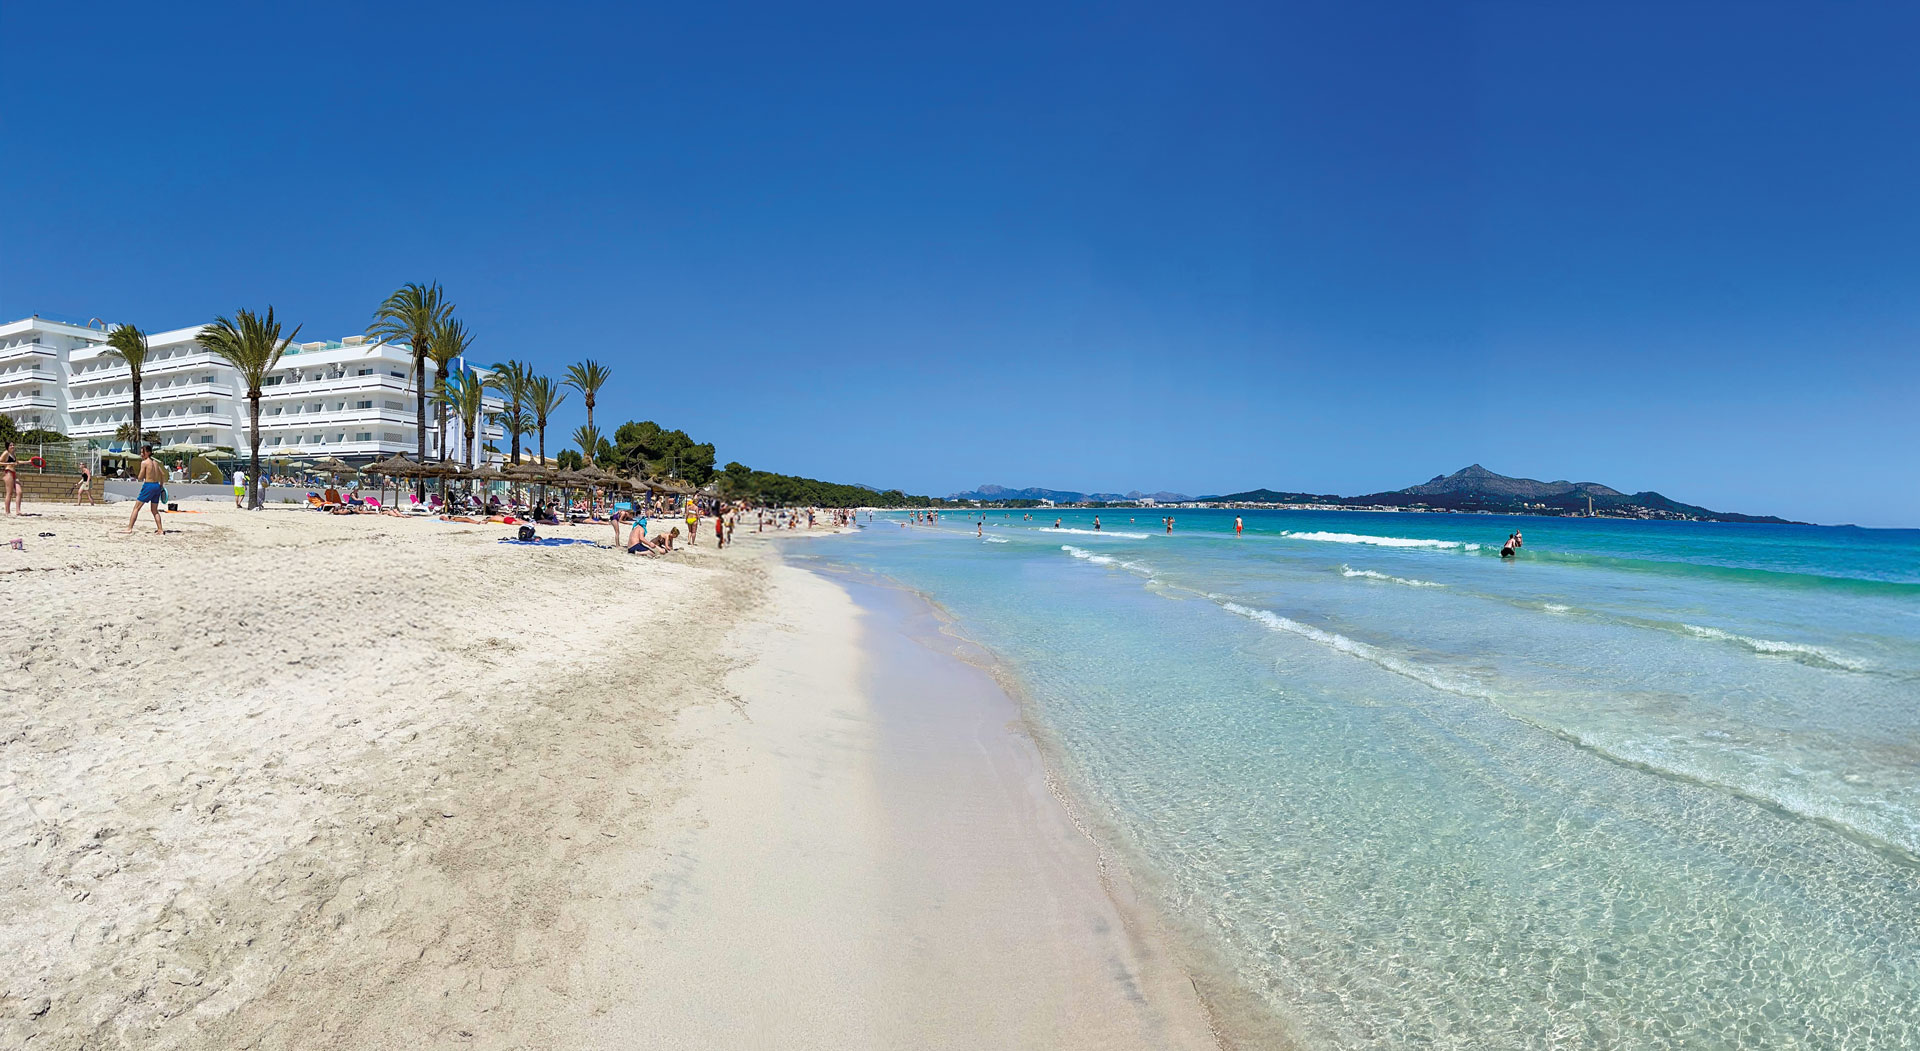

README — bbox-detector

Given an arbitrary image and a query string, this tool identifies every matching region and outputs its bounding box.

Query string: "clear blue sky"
[6,2,1916,525]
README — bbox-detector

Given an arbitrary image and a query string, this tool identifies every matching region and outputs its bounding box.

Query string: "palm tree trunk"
[435,362,451,462]
[130,369,143,449]
[248,390,263,510]
[413,352,428,501]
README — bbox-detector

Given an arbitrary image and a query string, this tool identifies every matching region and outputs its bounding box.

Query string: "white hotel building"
[0,315,503,463]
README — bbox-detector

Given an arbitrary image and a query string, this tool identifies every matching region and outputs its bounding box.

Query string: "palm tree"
[426,316,472,462]
[103,324,152,449]
[527,375,567,468]
[485,359,531,463]
[367,282,454,494]
[563,359,611,437]
[438,371,487,467]
[571,424,601,465]
[199,308,300,509]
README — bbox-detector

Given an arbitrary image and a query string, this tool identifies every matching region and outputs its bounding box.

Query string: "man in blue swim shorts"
[124,444,168,536]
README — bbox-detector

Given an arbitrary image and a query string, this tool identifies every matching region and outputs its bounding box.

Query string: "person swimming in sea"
[1501,530,1523,558]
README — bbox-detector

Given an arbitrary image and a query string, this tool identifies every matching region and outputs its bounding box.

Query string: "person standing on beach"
[234,470,247,508]
[75,463,94,505]
[714,513,726,548]
[0,441,21,516]
[124,445,167,535]
[685,505,699,545]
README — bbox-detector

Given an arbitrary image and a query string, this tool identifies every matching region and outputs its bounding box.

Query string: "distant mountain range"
[948,484,1193,504]
[1212,465,1795,523]
[951,466,1795,523]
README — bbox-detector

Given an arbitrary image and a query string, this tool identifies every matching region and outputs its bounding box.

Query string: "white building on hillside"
[1,315,504,464]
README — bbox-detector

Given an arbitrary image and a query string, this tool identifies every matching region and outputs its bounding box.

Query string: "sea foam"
[1041,527,1153,539]
[1212,597,1497,702]
[1062,545,1154,576]
[1681,624,1869,672]
[1339,565,1445,588]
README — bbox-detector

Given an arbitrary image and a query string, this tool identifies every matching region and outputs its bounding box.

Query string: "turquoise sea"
[796,509,1920,1049]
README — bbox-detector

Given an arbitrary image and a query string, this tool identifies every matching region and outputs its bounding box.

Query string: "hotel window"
[269,437,282,446]
[389,370,405,378]
[356,368,372,376]
[355,432,372,442]
[198,434,212,444]
[354,400,372,410]
[331,433,345,443]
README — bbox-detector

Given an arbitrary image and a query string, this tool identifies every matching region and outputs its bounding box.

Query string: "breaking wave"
[1283,530,1479,551]
[1041,527,1153,539]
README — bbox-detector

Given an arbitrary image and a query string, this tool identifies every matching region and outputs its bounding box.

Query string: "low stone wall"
[102,481,317,505]
[10,471,104,503]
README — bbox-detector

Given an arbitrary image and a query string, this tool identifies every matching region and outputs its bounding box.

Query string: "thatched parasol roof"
[312,456,355,472]
[465,463,507,481]
[365,454,423,477]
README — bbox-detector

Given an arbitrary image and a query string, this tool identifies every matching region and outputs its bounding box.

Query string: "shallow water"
[796,510,1920,1049]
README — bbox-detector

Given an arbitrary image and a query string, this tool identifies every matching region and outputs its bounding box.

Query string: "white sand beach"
[1,505,1218,1049]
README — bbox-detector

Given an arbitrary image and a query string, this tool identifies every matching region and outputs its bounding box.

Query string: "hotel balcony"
[68,380,231,412]
[0,364,59,390]
[0,343,60,366]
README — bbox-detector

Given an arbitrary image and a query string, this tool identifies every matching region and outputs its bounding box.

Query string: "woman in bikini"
[1,441,21,516]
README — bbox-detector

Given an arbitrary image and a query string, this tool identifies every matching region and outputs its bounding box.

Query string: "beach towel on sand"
[496,537,603,547]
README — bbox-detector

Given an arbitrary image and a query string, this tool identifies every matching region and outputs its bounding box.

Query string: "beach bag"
[517,525,537,542]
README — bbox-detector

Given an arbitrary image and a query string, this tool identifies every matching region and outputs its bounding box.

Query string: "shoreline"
[2,505,1231,1048]
[793,553,1302,1051]
[555,544,1224,1049]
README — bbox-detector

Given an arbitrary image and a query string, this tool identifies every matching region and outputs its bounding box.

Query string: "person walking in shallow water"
[125,445,168,535]
[1500,530,1523,558]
